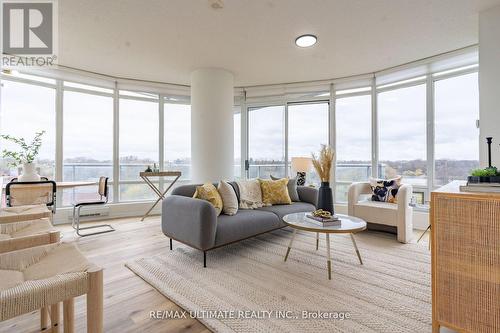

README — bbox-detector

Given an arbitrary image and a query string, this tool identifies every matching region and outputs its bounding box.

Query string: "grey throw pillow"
[270,175,300,202]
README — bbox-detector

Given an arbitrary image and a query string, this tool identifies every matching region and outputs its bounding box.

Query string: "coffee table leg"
[350,233,363,265]
[284,229,297,262]
[316,232,319,251]
[326,233,332,280]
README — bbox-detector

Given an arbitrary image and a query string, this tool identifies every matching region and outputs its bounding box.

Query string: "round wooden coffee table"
[282,212,367,280]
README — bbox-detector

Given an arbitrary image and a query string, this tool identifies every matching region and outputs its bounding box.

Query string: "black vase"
[317,182,334,214]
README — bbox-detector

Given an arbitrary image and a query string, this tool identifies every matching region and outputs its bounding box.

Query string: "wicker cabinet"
[431,181,500,333]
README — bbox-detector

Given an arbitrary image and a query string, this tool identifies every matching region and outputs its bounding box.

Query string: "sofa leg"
[203,251,207,268]
[170,238,173,250]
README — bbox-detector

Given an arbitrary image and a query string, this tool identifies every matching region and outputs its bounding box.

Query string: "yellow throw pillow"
[193,183,223,216]
[259,178,292,205]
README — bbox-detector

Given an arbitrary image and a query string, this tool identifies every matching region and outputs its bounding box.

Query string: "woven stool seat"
[0,243,103,332]
[0,219,59,254]
[0,218,54,239]
[0,205,52,224]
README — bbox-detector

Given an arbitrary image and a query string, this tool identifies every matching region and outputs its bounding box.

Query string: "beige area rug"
[126,229,431,333]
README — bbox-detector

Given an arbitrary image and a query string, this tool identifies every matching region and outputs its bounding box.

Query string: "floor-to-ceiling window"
[119,92,159,201]
[378,83,427,203]
[0,52,480,212]
[63,85,114,205]
[335,93,372,202]
[0,80,56,180]
[434,72,479,186]
[288,102,329,185]
[248,105,285,178]
[164,102,191,181]
[234,110,241,179]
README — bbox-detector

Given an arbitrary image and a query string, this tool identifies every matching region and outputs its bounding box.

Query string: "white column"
[191,68,234,183]
[479,5,500,168]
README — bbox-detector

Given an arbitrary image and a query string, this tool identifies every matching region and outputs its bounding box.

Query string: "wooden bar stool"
[0,243,103,332]
[0,218,60,254]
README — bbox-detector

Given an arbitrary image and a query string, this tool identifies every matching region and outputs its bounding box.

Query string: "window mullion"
[113,83,119,203]
[284,103,289,178]
[55,80,63,183]
[159,95,165,192]
[426,75,435,201]
[240,97,247,180]
[329,83,336,200]
[371,78,378,178]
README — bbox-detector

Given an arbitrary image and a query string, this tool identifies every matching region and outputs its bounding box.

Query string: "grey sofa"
[161,182,318,267]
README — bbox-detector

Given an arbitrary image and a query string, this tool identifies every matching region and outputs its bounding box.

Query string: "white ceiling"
[59,0,500,86]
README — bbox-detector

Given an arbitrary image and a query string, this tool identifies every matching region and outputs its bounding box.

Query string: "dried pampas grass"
[312,145,334,182]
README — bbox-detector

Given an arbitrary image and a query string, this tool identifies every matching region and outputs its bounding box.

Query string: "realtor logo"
[3,2,53,54]
[2,0,57,67]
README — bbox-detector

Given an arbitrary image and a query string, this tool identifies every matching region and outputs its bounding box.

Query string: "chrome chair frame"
[71,177,114,237]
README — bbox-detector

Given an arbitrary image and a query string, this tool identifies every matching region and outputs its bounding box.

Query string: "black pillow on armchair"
[370,176,402,203]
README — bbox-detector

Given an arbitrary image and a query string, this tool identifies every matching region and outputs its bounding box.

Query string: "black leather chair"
[72,177,114,237]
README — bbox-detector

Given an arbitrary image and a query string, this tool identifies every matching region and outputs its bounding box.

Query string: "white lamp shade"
[291,157,312,173]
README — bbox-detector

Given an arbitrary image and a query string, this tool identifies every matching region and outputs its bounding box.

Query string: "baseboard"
[52,201,161,225]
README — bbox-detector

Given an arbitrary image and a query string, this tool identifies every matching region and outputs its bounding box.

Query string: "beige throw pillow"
[218,181,239,215]
[236,179,265,209]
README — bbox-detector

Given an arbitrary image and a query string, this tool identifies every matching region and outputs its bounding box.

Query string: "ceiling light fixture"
[295,34,317,48]
[209,0,224,9]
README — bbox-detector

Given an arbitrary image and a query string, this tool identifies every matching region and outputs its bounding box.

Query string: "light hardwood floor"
[0,216,431,333]
[0,216,210,333]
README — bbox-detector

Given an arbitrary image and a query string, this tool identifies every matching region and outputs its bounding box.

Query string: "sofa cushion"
[353,200,398,227]
[236,179,265,209]
[172,183,241,202]
[259,178,291,205]
[370,176,402,203]
[218,181,238,216]
[271,175,300,202]
[214,210,281,247]
[257,202,316,221]
[193,183,223,216]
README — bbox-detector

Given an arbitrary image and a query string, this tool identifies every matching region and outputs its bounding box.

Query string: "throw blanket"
[236,180,267,209]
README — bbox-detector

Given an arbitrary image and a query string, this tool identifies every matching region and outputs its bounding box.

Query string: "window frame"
[1,55,479,210]
[239,67,479,207]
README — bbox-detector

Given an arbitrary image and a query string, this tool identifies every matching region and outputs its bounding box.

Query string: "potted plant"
[312,145,335,214]
[468,167,500,184]
[0,131,45,182]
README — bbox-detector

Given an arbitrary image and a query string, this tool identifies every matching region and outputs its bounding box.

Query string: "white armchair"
[348,182,413,243]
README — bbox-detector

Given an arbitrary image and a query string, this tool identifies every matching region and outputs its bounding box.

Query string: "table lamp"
[291,157,312,186]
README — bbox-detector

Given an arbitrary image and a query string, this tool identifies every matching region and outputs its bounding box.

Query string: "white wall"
[479,5,500,168]
[191,68,234,183]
